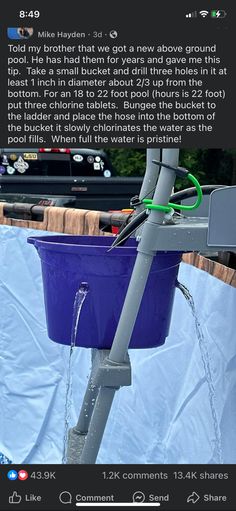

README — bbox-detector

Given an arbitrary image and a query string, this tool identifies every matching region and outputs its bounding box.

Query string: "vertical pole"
[109,149,179,364]
[137,149,161,210]
[73,376,99,434]
[79,387,117,464]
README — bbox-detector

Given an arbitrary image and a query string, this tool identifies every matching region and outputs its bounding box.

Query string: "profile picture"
[7,27,34,40]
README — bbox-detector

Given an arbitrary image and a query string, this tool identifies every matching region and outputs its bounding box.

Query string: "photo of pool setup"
[0,147,236,465]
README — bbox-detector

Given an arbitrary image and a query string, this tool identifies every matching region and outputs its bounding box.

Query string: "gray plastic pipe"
[109,148,179,364]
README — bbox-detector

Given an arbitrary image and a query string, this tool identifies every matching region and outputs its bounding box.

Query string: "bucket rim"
[27,234,139,256]
[28,234,183,258]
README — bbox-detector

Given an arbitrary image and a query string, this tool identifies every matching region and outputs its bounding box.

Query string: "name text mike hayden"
[38,31,86,39]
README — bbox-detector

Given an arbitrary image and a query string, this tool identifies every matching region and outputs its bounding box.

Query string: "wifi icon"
[199,10,209,17]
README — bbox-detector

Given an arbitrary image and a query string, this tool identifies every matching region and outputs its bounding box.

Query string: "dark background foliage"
[106,149,236,189]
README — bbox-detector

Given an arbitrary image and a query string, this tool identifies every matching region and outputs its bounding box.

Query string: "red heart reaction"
[18,470,29,481]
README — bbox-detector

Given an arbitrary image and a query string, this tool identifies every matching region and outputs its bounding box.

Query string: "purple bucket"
[28,235,182,349]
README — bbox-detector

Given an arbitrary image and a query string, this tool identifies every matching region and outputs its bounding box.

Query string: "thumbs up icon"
[9,491,22,504]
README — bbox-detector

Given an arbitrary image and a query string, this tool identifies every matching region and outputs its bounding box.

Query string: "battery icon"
[211,10,227,18]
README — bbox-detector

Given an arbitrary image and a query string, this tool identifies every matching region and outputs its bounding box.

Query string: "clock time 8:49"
[19,10,40,18]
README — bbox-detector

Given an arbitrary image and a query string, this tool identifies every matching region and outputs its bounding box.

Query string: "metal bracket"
[137,214,236,253]
[91,350,131,388]
[208,186,236,247]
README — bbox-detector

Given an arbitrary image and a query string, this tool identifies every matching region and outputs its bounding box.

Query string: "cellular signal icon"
[186,11,197,18]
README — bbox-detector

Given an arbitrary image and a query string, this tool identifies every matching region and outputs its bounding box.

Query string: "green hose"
[143,173,203,213]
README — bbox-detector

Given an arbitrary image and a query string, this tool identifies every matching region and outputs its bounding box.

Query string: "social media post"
[0,1,235,148]
[0,1,236,510]
[0,146,235,510]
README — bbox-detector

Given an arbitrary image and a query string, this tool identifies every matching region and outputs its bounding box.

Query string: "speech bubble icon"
[59,491,72,504]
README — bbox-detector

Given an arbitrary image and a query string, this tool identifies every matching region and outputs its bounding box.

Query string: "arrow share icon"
[187,492,200,504]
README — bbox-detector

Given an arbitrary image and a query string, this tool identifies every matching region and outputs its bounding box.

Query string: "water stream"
[176,281,223,464]
[62,282,89,464]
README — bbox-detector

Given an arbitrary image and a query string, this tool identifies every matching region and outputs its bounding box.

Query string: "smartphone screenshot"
[0,1,235,510]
